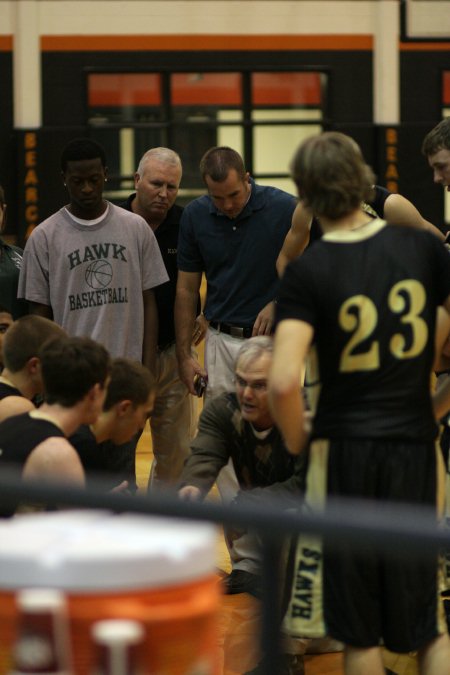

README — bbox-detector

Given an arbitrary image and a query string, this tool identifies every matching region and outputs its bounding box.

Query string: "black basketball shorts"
[282,438,448,653]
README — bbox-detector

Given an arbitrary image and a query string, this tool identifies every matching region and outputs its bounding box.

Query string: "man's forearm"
[178,450,224,496]
[270,389,309,455]
[175,288,198,358]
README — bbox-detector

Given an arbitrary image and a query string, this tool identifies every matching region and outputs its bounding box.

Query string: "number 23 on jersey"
[339,279,428,373]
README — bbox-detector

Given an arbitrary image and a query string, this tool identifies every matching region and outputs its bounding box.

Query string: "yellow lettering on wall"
[385,164,399,179]
[25,187,38,202]
[25,205,39,222]
[25,151,37,168]
[24,132,37,150]
[24,169,39,186]
[386,146,397,162]
[386,128,398,144]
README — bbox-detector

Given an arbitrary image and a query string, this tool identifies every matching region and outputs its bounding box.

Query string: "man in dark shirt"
[175,146,296,584]
[0,184,28,320]
[179,336,304,599]
[70,357,154,492]
[120,147,205,489]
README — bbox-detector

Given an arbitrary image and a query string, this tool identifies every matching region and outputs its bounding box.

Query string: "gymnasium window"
[86,69,327,203]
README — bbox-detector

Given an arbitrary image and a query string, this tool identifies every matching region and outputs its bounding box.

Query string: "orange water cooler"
[0,510,221,674]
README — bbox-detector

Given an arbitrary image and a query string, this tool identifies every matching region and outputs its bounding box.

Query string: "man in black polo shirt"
[120,148,205,489]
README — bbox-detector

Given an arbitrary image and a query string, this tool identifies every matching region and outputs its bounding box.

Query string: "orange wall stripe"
[0,36,13,52]
[41,34,373,52]
[6,35,450,53]
[400,42,450,51]
[444,72,450,105]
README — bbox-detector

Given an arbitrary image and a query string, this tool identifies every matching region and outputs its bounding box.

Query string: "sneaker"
[222,569,262,599]
[243,653,305,675]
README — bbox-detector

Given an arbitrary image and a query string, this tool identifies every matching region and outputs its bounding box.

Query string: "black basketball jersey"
[69,424,112,487]
[0,381,22,400]
[276,220,450,441]
[0,413,65,469]
[309,185,390,245]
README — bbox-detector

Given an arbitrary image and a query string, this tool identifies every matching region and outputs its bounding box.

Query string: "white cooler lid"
[0,510,217,592]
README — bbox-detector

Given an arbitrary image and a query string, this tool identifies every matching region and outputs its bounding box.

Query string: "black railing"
[0,472,447,675]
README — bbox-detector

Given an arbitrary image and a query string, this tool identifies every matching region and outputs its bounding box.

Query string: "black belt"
[209,321,253,339]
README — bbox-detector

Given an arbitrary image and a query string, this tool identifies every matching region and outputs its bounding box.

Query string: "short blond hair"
[136,147,182,177]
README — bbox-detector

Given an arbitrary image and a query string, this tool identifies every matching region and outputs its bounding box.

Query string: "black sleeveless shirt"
[0,413,64,468]
[0,381,22,400]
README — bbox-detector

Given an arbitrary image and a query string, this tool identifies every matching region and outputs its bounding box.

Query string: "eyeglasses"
[234,375,267,392]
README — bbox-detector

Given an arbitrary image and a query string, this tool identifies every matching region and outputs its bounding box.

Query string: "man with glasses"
[175,146,296,594]
[178,336,304,598]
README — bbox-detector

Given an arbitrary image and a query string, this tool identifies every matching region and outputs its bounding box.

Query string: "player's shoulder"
[108,203,155,242]
[385,222,441,246]
[28,208,66,237]
[0,397,35,423]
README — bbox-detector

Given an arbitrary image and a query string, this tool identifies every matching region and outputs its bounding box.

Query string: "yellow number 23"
[339,280,428,372]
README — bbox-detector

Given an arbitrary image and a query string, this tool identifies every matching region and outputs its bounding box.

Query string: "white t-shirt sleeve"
[138,220,169,291]
[18,228,51,304]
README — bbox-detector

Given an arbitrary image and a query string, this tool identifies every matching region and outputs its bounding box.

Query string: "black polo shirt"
[119,195,183,350]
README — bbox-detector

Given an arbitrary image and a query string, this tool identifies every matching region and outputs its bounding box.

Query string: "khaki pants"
[148,344,197,489]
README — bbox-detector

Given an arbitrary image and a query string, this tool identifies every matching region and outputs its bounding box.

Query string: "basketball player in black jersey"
[0,335,110,516]
[0,315,65,422]
[269,132,450,675]
[69,357,155,492]
[276,148,444,278]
